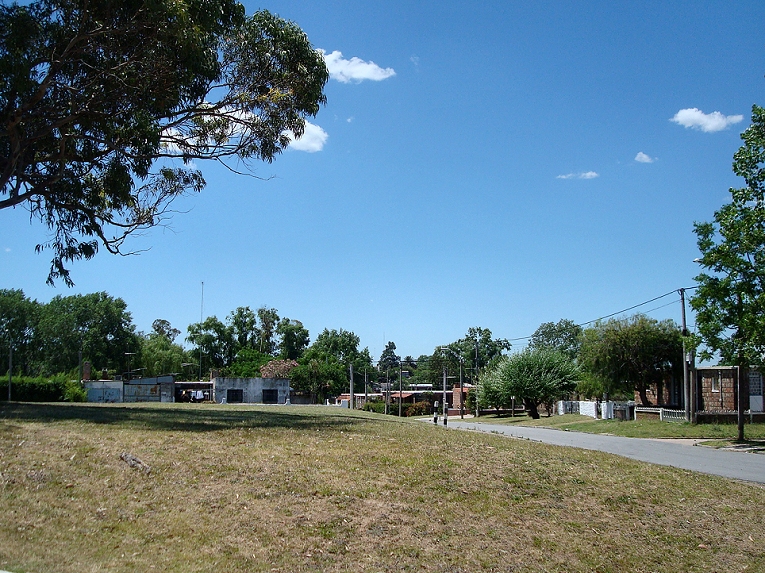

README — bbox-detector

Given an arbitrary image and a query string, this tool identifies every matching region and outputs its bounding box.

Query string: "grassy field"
[473,412,765,441]
[1,402,764,573]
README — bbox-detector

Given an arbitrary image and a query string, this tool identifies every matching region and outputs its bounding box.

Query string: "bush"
[404,401,431,417]
[63,380,87,402]
[363,400,386,414]
[0,374,83,402]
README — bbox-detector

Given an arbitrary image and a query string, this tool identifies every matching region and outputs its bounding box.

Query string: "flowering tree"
[260,359,299,379]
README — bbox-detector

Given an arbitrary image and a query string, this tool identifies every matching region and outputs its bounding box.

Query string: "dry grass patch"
[1,402,764,572]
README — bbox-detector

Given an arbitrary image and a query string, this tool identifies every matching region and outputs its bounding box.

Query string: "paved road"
[441,420,765,484]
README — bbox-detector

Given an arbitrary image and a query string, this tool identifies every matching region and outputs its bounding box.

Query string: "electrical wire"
[507,286,698,342]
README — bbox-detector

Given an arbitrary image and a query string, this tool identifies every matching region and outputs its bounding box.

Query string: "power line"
[507,286,698,342]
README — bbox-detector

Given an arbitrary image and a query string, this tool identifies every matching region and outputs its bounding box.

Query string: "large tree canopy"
[528,319,582,361]
[691,104,765,367]
[579,314,682,405]
[0,0,328,284]
[478,348,579,419]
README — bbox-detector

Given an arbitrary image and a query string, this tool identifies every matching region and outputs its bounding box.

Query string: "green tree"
[379,341,400,371]
[140,332,190,378]
[0,0,328,285]
[691,104,765,368]
[186,316,234,373]
[35,292,140,375]
[228,307,258,350]
[255,307,280,354]
[411,327,511,389]
[579,314,683,405]
[478,348,579,418]
[276,318,310,360]
[151,319,180,343]
[226,348,272,378]
[528,319,582,361]
[291,328,373,400]
[0,289,40,376]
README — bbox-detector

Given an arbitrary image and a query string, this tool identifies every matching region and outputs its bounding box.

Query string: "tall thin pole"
[398,363,403,417]
[364,370,368,405]
[199,281,204,381]
[349,363,354,409]
[459,359,464,419]
[7,344,11,402]
[442,366,448,426]
[680,288,691,422]
[385,368,390,414]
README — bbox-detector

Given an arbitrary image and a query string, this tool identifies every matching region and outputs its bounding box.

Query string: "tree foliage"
[0,289,40,375]
[478,348,579,418]
[0,0,328,284]
[290,328,373,401]
[379,341,400,371]
[579,314,682,405]
[276,318,309,360]
[691,104,765,367]
[140,330,190,378]
[528,319,582,361]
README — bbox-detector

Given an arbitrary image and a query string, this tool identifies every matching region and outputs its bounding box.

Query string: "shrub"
[404,401,431,417]
[0,373,91,402]
[363,400,386,414]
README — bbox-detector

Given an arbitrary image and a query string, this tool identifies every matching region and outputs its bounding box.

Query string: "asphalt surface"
[439,419,765,484]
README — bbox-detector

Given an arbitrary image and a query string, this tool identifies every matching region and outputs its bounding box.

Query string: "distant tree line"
[0,289,684,410]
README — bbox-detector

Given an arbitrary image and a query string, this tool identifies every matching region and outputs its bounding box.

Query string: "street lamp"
[5,328,12,402]
[125,352,136,381]
[438,346,466,419]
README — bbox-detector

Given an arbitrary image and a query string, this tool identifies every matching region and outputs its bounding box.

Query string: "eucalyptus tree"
[0,0,328,284]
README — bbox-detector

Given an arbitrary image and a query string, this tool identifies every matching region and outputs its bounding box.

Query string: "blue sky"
[2,0,765,360]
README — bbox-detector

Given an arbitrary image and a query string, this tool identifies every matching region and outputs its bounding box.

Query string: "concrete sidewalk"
[436,420,765,484]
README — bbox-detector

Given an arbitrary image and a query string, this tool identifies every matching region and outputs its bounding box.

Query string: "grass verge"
[474,412,765,440]
[1,402,764,573]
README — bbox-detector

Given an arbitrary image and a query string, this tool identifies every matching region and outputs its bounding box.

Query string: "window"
[750,371,763,397]
[227,389,244,403]
[262,389,279,404]
[711,374,720,393]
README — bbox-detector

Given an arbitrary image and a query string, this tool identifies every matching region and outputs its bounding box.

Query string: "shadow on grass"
[0,402,378,433]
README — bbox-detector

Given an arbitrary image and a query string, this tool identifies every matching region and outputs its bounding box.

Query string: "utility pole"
[385,368,390,415]
[199,281,204,381]
[349,363,354,409]
[398,363,403,417]
[680,288,691,422]
[442,366,448,426]
[7,343,12,402]
[459,359,464,419]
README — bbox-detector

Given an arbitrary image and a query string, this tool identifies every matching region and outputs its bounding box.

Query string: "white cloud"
[347,116,354,123]
[286,121,328,153]
[635,152,654,163]
[670,108,744,133]
[320,50,396,83]
[556,171,599,180]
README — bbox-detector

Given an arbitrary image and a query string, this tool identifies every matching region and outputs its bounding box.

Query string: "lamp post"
[679,288,692,422]
[438,346,465,419]
[7,334,12,402]
[125,352,136,381]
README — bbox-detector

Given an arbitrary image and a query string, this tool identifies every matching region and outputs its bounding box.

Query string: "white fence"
[557,400,614,419]
[634,406,686,422]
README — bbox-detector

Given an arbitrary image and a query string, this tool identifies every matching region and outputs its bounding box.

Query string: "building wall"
[213,378,290,404]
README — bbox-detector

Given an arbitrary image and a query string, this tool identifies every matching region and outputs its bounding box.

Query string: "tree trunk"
[638,387,651,406]
[525,399,540,419]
